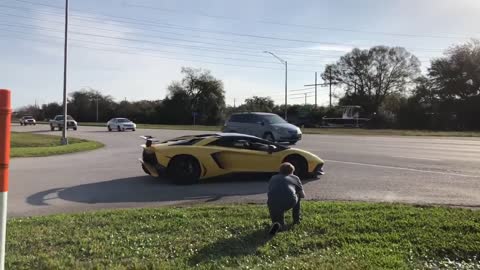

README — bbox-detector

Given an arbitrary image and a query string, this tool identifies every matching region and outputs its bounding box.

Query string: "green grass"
[11,132,104,157]
[65,122,480,137]
[6,202,480,269]
[302,128,480,137]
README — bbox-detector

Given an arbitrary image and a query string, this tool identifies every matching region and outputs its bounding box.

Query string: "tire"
[73,127,77,131]
[117,126,121,132]
[263,132,275,142]
[141,164,151,175]
[284,155,308,179]
[108,126,112,132]
[20,123,23,126]
[289,141,298,145]
[132,128,136,131]
[167,155,201,185]
[50,125,54,131]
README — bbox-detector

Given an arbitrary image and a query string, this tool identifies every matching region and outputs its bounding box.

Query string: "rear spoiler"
[140,135,159,147]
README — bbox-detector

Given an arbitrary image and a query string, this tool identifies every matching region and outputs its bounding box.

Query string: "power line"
[0,32,319,73]
[124,1,478,40]
[11,0,477,40]
[4,0,451,53]
[0,23,337,69]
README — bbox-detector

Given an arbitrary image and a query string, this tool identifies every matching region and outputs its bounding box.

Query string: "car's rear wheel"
[108,126,112,132]
[284,155,308,179]
[167,155,201,185]
[263,132,275,142]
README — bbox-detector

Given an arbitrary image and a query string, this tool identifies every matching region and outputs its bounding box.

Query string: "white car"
[107,118,136,132]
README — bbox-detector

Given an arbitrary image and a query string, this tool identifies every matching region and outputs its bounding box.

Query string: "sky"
[1,0,480,109]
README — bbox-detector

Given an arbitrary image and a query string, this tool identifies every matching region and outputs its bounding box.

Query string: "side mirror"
[258,121,265,126]
[268,145,276,154]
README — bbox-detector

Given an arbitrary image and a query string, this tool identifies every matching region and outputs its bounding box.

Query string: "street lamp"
[264,51,288,121]
[60,0,69,145]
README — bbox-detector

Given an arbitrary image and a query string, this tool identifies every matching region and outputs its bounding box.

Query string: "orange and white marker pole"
[0,89,11,270]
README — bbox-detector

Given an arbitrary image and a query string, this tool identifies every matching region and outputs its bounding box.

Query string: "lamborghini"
[139,133,324,185]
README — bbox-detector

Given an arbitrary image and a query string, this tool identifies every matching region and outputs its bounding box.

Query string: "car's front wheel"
[284,155,308,179]
[108,126,112,132]
[167,155,201,185]
[50,125,54,131]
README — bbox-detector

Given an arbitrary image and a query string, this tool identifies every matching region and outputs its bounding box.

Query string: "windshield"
[262,115,286,124]
[24,116,33,119]
[117,118,130,123]
[56,116,73,121]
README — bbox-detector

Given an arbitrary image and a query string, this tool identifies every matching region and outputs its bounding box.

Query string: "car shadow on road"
[27,175,270,206]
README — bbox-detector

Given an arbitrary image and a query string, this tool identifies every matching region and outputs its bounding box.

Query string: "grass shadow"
[189,228,272,265]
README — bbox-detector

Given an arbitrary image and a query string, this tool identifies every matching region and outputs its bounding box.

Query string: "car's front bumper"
[308,163,325,178]
[278,133,302,142]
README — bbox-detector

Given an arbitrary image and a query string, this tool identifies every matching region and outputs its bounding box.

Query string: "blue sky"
[1,0,479,109]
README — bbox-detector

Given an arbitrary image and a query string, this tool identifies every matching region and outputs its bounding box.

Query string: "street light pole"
[61,0,69,145]
[264,51,288,121]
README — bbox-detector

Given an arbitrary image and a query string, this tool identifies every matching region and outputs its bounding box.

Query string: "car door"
[208,137,280,173]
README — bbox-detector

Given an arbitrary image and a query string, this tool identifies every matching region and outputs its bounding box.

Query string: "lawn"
[62,122,480,137]
[6,202,480,269]
[11,132,104,157]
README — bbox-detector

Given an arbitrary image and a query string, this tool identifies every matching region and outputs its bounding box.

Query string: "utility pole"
[233,98,236,108]
[304,72,325,108]
[60,0,69,145]
[96,97,99,122]
[329,68,332,108]
[264,51,288,120]
[304,93,307,105]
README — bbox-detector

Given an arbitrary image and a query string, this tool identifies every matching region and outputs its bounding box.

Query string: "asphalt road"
[9,124,480,216]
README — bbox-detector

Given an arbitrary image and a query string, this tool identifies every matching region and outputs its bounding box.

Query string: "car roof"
[170,133,259,140]
[231,112,276,116]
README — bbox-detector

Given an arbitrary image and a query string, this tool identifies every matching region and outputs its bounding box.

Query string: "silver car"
[107,118,136,132]
[222,112,302,144]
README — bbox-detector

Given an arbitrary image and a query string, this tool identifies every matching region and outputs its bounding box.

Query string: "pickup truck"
[49,115,78,131]
[19,116,36,126]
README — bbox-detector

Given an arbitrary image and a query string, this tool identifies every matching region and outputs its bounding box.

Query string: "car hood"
[271,123,301,132]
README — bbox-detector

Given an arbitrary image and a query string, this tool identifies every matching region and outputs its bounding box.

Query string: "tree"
[323,46,421,113]
[41,102,63,120]
[68,88,116,122]
[163,67,226,125]
[429,39,480,101]
[241,96,275,112]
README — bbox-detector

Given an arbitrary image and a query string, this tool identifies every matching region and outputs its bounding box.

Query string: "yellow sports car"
[140,133,324,185]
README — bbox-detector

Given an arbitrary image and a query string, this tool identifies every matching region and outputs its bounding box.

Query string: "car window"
[229,114,246,123]
[262,114,286,124]
[117,118,130,123]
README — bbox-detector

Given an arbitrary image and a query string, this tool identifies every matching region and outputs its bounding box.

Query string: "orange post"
[0,89,11,270]
[0,90,11,192]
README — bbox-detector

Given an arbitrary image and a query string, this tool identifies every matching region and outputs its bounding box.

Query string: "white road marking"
[391,155,441,161]
[325,159,479,178]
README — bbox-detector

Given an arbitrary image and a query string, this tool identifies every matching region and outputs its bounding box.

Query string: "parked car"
[222,112,302,144]
[49,115,78,131]
[107,118,136,132]
[19,116,36,126]
[140,133,324,185]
